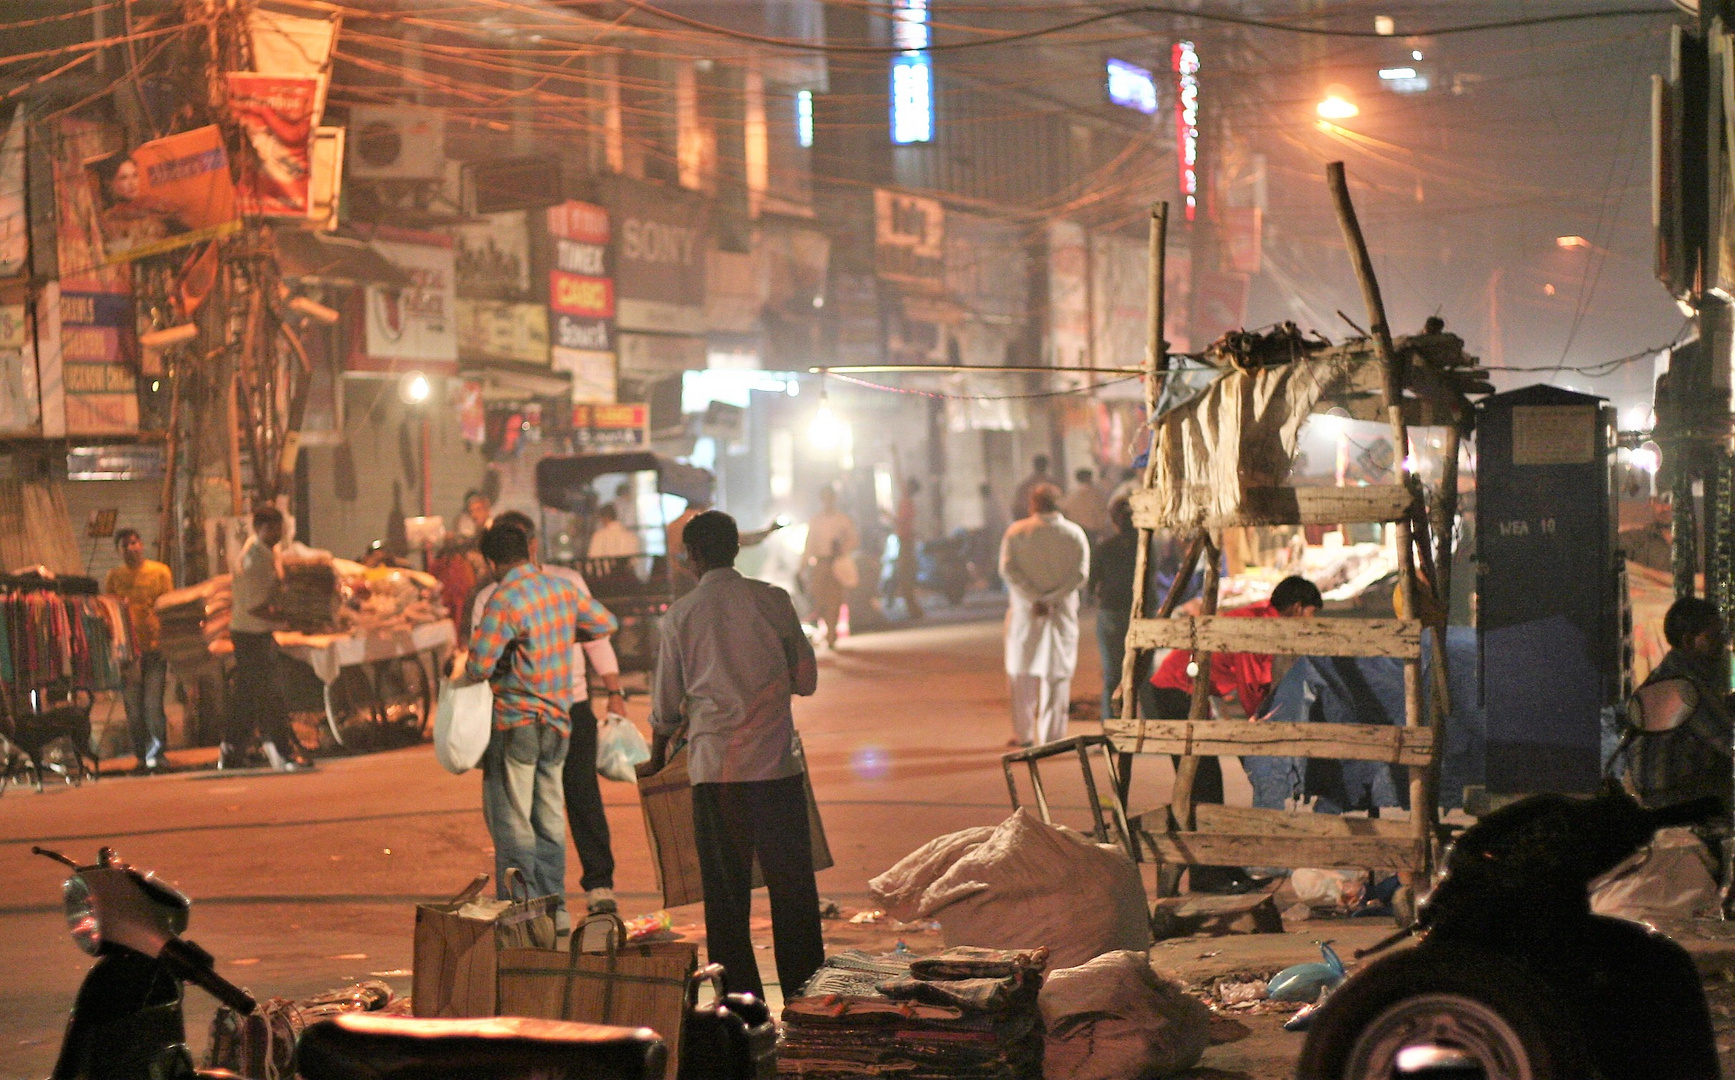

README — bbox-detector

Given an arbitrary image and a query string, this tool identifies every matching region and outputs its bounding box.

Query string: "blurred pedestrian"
[1011,454,1053,525]
[105,528,172,773]
[456,521,618,933]
[455,490,492,541]
[223,506,308,772]
[1000,484,1090,748]
[649,510,823,1000]
[1062,468,1112,540]
[1090,498,1137,719]
[892,477,924,619]
[588,504,641,558]
[473,512,625,916]
[804,487,859,648]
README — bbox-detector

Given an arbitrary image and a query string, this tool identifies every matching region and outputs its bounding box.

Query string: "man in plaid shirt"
[456,521,617,932]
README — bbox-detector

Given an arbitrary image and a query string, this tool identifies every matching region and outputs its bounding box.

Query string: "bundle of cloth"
[279,555,340,633]
[781,947,1048,1079]
[153,575,231,680]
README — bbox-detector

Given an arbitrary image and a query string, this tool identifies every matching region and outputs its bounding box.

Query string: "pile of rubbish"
[780,946,1047,1079]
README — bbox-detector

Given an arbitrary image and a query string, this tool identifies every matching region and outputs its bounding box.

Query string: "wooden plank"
[1140,830,1423,872]
[1193,804,1416,839]
[1105,718,1436,766]
[1125,615,1423,658]
[1128,484,1416,529]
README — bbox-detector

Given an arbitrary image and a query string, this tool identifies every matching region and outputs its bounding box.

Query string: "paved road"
[5,604,1212,1077]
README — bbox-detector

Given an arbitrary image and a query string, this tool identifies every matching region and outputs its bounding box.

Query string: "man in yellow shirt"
[105,528,174,773]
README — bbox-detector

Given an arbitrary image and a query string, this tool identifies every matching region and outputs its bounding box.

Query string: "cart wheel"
[375,654,433,737]
[325,667,378,749]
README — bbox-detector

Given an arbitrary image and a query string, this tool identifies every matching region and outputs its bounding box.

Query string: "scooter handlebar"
[159,938,256,1015]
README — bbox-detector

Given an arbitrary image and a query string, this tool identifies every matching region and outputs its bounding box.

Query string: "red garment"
[1151,602,1280,717]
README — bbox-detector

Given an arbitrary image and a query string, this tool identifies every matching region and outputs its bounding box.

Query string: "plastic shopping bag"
[596,713,651,782]
[434,680,493,774]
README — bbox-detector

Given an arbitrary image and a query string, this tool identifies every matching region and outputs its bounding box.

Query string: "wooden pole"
[1434,422,1462,611]
[1173,530,1220,824]
[1117,203,1169,724]
[1326,161,1436,876]
[156,356,183,565]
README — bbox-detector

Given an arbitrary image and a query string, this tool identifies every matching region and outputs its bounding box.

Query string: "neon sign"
[1106,58,1158,115]
[1173,40,1199,221]
[890,0,933,144]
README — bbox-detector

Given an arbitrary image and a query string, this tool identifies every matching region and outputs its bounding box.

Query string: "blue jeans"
[1096,607,1129,719]
[124,650,168,765]
[481,722,570,930]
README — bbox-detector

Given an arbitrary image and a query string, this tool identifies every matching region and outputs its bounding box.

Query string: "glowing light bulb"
[1317,95,1359,120]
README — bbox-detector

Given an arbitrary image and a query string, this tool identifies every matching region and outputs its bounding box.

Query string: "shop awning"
[275,229,411,289]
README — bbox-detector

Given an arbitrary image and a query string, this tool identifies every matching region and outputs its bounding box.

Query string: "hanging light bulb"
[810,390,844,449]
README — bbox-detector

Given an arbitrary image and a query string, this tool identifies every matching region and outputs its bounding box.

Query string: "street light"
[399,370,432,405]
[1317,91,1359,120]
[809,391,847,449]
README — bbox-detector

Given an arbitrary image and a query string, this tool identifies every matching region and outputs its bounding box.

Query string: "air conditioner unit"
[348,106,445,180]
[463,156,564,215]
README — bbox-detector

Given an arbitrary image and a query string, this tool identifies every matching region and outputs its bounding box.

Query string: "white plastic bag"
[1590,827,1721,924]
[433,680,493,774]
[596,713,651,782]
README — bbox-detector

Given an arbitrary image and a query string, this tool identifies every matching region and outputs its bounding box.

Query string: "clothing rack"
[0,573,133,706]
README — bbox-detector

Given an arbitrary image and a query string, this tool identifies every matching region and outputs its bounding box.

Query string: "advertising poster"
[53,119,129,294]
[456,210,532,299]
[227,73,318,217]
[573,402,648,450]
[552,347,616,405]
[548,200,613,353]
[455,298,549,364]
[0,299,38,433]
[87,125,239,264]
[359,233,458,371]
[604,178,706,332]
[59,290,137,434]
[0,110,25,278]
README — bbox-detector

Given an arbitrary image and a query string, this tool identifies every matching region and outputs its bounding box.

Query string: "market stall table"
[274,619,455,746]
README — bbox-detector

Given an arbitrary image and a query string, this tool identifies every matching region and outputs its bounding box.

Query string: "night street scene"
[6,1,1735,1078]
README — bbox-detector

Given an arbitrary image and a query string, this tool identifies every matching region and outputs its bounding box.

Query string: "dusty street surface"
[0,606,1376,1079]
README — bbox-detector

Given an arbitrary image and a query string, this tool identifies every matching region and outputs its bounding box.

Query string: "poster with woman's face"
[87,125,239,263]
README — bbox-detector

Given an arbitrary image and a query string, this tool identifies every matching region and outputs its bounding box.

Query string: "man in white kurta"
[999,483,1091,747]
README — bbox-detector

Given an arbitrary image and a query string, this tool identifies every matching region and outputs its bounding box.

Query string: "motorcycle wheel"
[1296,946,1590,1080]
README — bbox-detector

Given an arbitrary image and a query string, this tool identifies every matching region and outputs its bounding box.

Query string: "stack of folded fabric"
[279,556,339,632]
[780,946,1048,1079]
[154,575,231,680]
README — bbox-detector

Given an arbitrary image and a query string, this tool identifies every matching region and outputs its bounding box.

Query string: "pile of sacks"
[868,811,1213,1080]
[868,809,1150,971]
[781,946,1047,1079]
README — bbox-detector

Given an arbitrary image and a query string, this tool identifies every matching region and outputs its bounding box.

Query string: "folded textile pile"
[781,947,1047,1079]
[280,555,339,632]
[154,575,231,679]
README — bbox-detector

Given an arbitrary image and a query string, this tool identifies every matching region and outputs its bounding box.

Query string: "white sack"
[1590,827,1720,924]
[433,680,492,774]
[1040,949,1211,1080]
[909,809,1150,971]
[868,825,997,922]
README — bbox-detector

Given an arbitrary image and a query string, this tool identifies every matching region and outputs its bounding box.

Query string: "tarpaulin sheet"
[1246,626,1483,811]
[1145,350,1363,528]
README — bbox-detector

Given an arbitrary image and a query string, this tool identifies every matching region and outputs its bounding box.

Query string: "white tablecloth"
[275,619,456,685]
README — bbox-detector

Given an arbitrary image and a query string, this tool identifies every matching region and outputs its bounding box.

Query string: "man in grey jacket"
[649,510,823,1000]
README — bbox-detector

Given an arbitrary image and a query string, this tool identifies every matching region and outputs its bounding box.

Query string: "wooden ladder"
[1113,170,1448,896]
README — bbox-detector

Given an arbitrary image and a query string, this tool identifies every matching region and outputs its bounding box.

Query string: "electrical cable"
[608,0,1676,53]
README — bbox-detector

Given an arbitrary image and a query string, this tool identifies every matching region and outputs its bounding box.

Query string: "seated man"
[1630,596,1733,813]
[1144,574,1323,893]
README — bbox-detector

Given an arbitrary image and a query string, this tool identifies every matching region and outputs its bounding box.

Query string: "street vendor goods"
[781,947,1046,1079]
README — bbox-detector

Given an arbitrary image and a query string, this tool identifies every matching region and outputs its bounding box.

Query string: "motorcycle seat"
[295,1013,667,1080]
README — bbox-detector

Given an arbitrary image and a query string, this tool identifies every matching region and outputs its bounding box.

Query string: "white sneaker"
[262,742,309,772]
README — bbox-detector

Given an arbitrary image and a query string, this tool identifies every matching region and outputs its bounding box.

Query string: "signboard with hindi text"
[572,402,648,450]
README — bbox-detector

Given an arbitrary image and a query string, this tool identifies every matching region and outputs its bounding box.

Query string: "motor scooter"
[1297,788,1722,1080]
[34,845,257,1080]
